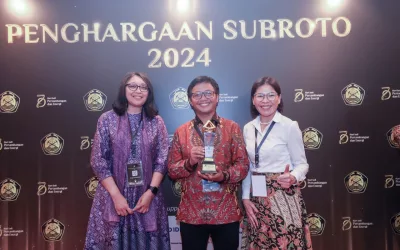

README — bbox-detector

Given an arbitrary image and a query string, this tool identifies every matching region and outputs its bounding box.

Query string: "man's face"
[189,82,219,117]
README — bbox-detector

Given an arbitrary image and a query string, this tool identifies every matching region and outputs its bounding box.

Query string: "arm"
[223,122,250,184]
[287,121,309,183]
[167,130,194,180]
[152,116,169,176]
[91,113,132,215]
[91,113,120,194]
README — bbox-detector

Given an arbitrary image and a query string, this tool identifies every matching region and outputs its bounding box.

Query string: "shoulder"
[147,115,167,128]
[175,120,193,132]
[220,117,240,130]
[98,110,119,124]
[277,113,297,127]
[243,119,256,132]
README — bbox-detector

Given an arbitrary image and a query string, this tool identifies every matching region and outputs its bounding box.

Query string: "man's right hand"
[189,146,205,166]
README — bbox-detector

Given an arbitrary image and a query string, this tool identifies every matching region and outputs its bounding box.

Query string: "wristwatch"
[148,185,159,195]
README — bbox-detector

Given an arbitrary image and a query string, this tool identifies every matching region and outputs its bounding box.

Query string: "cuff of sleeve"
[184,159,197,172]
[219,170,230,183]
[96,171,112,182]
[290,170,305,184]
[242,193,250,199]
[153,166,167,176]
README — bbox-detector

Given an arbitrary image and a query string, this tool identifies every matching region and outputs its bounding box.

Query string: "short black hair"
[250,76,284,119]
[112,72,158,118]
[187,76,220,97]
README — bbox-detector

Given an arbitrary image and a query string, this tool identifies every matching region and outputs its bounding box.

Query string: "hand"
[190,146,205,166]
[132,190,155,214]
[243,199,259,228]
[111,192,134,216]
[197,166,224,182]
[277,164,297,189]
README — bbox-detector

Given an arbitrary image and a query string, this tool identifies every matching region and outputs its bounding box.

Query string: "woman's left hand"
[277,164,297,189]
[132,190,155,214]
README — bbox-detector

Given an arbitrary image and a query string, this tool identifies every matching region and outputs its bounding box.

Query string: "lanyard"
[129,113,143,158]
[254,121,276,168]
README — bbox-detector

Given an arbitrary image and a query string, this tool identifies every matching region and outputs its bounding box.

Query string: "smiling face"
[125,75,149,110]
[252,84,281,119]
[189,82,219,117]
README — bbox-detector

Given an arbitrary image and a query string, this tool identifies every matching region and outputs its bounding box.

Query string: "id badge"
[202,179,221,192]
[251,175,267,197]
[127,162,144,186]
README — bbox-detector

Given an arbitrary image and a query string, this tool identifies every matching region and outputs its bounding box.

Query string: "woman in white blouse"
[241,77,313,250]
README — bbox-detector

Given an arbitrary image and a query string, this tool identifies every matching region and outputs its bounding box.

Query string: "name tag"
[251,175,267,197]
[202,179,221,192]
[127,162,143,186]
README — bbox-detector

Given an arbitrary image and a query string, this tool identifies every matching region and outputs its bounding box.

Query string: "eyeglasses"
[254,92,278,101]
[126,84,148,92]
[190,90,215,100]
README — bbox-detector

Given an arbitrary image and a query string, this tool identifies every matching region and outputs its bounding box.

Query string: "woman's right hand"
[111,192,134,216]
[243,199,259,228]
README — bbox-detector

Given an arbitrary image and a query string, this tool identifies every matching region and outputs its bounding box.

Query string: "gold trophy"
[201,120,217,173]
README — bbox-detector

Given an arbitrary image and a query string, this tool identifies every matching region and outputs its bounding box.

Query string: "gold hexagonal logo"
[344,171,368,194]
[83,89,107,111]
[41,133,64,155]
[0,91,20,113]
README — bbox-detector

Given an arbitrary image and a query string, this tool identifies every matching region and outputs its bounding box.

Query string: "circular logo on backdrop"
[41,133,64,155]
[302,127,323,150]
[294,89,305,102]
[381,87,392,100]
[41,218,65,241]
[0,91,20,113]
[80,136,91,150]
[84,176,99,199]
[391,212,400,235]
[306,213,326,236]
[387,125,400,148]
[298,180,307,189]
[344,171,368,194]
[342,217,352,231]
[83,89,107,111]
[341,83,365,106]
[169,87,189,109]
[0,178,21,201]
[171,180,182,197]
[36,94,47,108]
[37,182,48,196]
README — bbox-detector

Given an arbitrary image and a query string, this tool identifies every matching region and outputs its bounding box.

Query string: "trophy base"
[201,162,217,174]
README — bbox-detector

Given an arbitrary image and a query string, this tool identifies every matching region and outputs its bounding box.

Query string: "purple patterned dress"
[84,110,170,250]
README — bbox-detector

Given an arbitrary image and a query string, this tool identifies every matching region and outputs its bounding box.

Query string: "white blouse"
[242,111,309,199]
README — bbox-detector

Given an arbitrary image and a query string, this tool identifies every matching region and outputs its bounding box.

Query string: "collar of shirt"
[193,113,220,127]
[250,111,282,134]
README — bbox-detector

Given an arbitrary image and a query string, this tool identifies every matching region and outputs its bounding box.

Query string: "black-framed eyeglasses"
[126,84,149,92]
[190,90,215,100]
[254,92,278,101]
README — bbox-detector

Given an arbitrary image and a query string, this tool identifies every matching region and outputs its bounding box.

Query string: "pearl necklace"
[260,121,271,125]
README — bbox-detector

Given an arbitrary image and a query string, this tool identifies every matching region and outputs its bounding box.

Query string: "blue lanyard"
[254,121,276,168]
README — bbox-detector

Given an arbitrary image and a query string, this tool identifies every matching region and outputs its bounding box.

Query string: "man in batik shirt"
[168,76,249,250]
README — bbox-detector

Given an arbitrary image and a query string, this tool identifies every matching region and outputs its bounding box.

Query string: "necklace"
[260,121,271,125]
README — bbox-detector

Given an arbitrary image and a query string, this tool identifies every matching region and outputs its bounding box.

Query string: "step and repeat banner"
[1,0,400,249]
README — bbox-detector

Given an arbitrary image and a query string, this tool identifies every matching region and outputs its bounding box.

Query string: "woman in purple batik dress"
[84,72,170,250]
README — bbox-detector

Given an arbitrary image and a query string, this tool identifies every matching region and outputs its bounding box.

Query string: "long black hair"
[112,72,158,118]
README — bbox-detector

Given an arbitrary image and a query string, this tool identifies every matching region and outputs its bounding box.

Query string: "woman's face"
[252,84,281,118]
[125,75,149,109]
